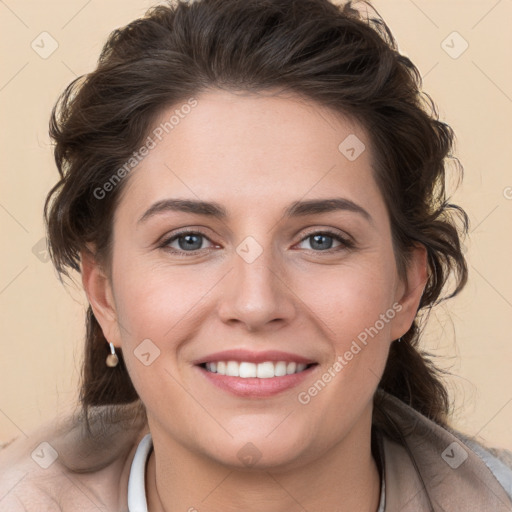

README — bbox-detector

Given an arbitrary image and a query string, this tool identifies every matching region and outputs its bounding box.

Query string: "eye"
[160,230,215,255]
[296,230,354,252]
[159,228,354,256]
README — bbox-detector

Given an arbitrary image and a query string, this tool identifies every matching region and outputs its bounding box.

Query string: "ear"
[390,243,428,341]
[80,244,122,347]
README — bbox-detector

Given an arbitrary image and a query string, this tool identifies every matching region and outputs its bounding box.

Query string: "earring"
[106,342,119,367]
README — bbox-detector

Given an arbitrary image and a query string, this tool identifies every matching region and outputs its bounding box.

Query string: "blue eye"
[297,231,354,251]
[159,229,354,257]
[162,231,213,253]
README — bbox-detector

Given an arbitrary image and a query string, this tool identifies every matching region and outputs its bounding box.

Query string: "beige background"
[0,0,511,450]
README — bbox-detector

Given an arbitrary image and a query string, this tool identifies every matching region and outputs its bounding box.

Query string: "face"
[83,89,426,470]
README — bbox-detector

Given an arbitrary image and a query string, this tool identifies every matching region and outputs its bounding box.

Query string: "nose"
[216,239,297,332]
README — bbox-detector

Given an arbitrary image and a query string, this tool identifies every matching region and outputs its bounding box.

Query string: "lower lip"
[195,364,318,398]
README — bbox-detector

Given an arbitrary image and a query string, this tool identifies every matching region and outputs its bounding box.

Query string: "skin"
[81,89,427,512]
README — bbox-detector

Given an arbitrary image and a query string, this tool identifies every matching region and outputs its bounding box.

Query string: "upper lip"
[193,349,316,365]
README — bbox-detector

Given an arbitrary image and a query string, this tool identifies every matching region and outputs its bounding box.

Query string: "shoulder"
[375,390,512,511]
[0,425,100,512]
[450,428,512,500]
[0,402,148,512]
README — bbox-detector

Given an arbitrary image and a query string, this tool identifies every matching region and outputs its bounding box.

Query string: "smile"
[202,360,312,378]
[193,349,319,397]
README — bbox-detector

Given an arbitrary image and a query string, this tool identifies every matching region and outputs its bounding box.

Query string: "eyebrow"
[137,197,372,224]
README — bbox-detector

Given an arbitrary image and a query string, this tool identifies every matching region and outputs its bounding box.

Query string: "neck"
[145,409,381,512]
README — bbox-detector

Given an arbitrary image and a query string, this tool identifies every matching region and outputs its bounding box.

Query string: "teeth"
[274,361,287,377]
[286,362,297,374]
[257,361,274,378]
[239,362,257,378]
[226,361,239,377]
[204,360,310,378]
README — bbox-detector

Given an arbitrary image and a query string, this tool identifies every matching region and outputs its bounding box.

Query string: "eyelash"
[158,228,355,257]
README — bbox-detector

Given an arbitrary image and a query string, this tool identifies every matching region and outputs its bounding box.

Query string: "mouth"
[198,360,316,378]
[193,350,319,397]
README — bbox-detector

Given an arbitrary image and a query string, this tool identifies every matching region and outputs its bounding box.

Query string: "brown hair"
[45,0,468,437]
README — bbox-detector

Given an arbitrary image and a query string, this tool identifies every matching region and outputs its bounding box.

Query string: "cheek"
[110,256,228,401]
[296,257,398,343]
[292,259,397,406]
[112,257,214,341]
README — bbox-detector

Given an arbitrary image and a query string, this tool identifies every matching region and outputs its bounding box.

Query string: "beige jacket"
[376,392,512,511]
[1,391,511,511]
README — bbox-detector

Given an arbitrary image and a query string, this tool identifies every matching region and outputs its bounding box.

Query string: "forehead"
[117,89,383,219]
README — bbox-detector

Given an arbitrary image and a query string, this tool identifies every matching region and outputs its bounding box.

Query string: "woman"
[1,0,511,510]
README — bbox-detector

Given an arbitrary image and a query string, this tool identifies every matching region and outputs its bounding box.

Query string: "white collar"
[127,433,153,512]
[127,432,385,512]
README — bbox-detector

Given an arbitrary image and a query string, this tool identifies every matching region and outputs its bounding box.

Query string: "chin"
[202,431,314,472]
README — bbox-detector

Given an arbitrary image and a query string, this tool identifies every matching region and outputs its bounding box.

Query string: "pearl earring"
[106,342,119,367]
